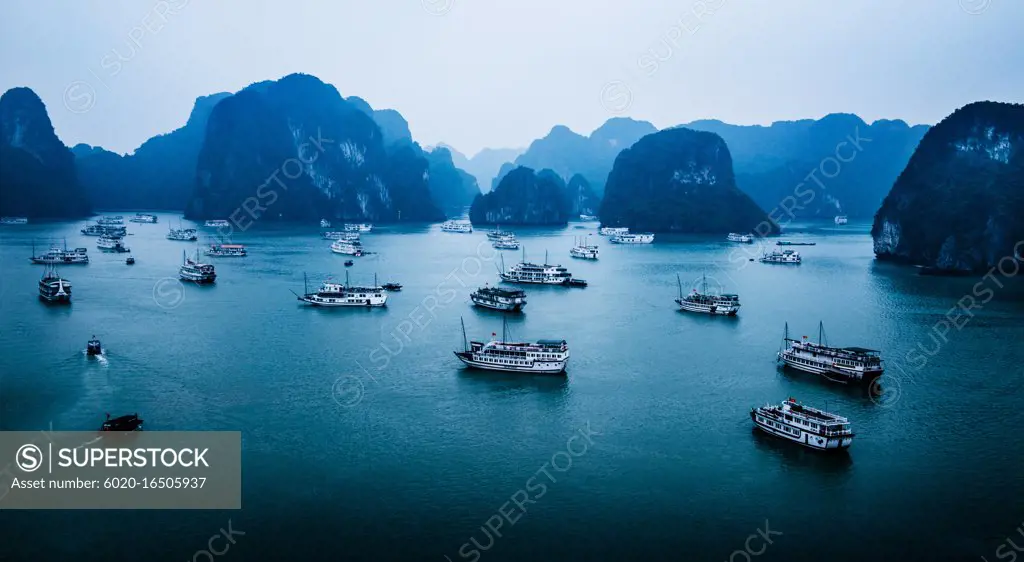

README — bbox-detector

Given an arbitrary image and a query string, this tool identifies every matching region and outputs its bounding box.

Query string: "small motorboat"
[87,336,102,356]
[382,282,402,291]
[100,413,143,431]
[344,260,354,267]
[565,278,588,288]
[125,255,135,265]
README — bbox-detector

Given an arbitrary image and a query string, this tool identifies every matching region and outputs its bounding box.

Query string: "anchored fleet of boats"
[17,211,882,454]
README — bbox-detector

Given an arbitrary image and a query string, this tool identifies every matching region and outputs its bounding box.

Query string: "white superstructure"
[441,220,472,233]
[760,249,801,264]
[751,398,854,451]
[599,227,629,236]
[610,233,654,244]
[727,233,753,243]
[330,239,364,256]
[569,236,599,259]
[296,275,387,307]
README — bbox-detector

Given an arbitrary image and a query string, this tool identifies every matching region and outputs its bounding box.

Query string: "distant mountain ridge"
[493,118,658,195]
[437,144,523,194]
[0,87,90,218]
[872,101,1024,271]
[75,92,230,210]
[682,115,928,219]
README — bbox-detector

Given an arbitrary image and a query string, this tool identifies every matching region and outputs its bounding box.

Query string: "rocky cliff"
[872,101,1024,271]
[565,174,600,216]
[186,74,443,222]
[470,166,570,225]
[0,87,90,218]
[599,128,778,234]
[425,147,480,211]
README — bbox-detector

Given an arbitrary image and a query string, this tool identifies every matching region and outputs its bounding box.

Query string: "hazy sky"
[2,0,1022,157]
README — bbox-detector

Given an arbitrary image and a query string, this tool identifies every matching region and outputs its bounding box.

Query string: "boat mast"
[676,273,682,300]
[304,272,308,295]
[460,316,468,352]
[818,321,823,346]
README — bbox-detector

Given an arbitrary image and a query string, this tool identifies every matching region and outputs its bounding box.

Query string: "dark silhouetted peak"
[599,127,777,234]
[872,101,1024,271]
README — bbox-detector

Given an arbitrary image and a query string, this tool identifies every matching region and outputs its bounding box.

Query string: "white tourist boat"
[179,250,216,284]
[777,322,884,384]
[492,235,520,250]
[30,242,89,265]
[610,232,654,244]
[344,223,373,233]
[455,318,568,374]
[128,213,158,224]
[579,214,598,221]
[569,236,599,259]
[205,243,247,257]
[499,251,585,286]
[204,220,231,227]
[38,265,71,303]
[167,226,198,241]
[751,398,854,451]
[330,238,364,256]
[294,273,387,307]
[322,231,360,241]
[82,223,126,237]
[0,217,28,225]
[760,249,801,264]
[727,233,753,243]
[599,226,629,236]
[470,285,527,312]
[675,274,740,316]
[441,220,472,233]
[487,227,514,240]
[320,219,331,228]
[834,215,848,225]
[97,235,130,253]
[96,215,124,226]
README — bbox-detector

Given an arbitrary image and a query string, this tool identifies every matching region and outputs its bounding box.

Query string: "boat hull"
[777,352,882,384]
[750,412,852,451]
[180,273,216,284]
[470,295,525,312]
[39,293,71,303]
[454,352,566,374]
[499,274,569,285]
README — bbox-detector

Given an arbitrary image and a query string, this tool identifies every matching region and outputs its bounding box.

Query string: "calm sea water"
[1,214,1022,562]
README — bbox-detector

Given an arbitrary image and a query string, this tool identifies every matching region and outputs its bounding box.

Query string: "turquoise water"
[1,215,1022,561]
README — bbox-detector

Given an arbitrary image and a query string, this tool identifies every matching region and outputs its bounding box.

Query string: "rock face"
[424,147,480,211]
[565,174,600,216]
[872,101,1024,271]
[0,87,90,218]
[599,128,779,234]
[186,74,443,222]
[470,166,570,225]
[497,117,657,195]
[685,114,928,219]
[75,92,229,210]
